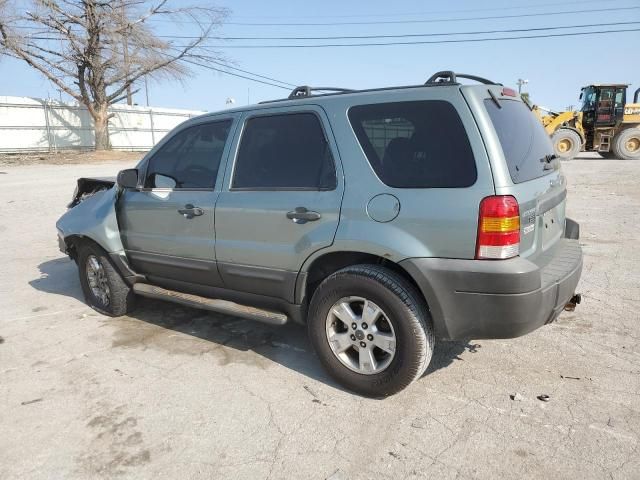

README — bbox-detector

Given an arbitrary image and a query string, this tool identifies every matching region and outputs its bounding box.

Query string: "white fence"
[0,96,205,153]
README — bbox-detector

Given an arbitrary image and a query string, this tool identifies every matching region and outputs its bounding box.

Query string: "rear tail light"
[501,87,517,97]
[476,195,520,260]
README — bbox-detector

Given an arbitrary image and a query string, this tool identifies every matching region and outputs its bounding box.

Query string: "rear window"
[348,100,477,188]
[484,98,555,184]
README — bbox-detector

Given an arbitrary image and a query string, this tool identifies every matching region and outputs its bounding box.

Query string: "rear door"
[464,86,566,259]
[214,106,344,302]
[118,116,236,286]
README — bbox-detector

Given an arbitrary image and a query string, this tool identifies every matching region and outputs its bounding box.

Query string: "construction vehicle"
[532,84,640,160]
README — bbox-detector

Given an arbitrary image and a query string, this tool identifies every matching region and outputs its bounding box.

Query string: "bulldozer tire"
[612,128,640,160]
[552,129,582,160]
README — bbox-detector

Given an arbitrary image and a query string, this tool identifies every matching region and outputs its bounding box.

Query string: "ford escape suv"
[56,71,583,397]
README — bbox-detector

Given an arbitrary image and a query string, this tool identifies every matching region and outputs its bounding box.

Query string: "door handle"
[178,204,204,219]
[286,207,321,224]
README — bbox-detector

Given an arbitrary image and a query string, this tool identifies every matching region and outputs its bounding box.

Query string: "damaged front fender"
[56,186,124,255]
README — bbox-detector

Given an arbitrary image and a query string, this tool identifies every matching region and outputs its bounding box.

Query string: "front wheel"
[307,265,434,397]
[77,242,135,316]
[552,128,582,160]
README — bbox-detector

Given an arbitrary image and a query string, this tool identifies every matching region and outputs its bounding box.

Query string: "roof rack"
[425,71,499,86]
[259,72,499,105]
[288,86,355,99]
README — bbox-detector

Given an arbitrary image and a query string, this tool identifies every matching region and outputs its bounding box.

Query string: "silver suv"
[57,71,583,397]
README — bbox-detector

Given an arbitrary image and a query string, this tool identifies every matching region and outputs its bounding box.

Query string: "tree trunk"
[94,107,110,150]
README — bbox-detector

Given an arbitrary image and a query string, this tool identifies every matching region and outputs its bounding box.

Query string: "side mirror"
[117,168,138,189]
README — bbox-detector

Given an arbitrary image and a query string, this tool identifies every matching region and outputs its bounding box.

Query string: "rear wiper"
[540,154,558,170]
[540,154,558,164]
[488,89,502,109]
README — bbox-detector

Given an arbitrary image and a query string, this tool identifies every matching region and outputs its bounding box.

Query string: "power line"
[179,58,293,90]
[206,60,297,87]
[9,29,297,88]
[144,20,640,41]
[174,27,640,49]
[221,6,640,26]
[23,20,640,42]
[225,0,617,19]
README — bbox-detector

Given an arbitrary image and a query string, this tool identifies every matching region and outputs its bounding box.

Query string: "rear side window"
[348,100,476,188]
[484,99,555,184]
[232,113,336,190]
[145,120,232,189]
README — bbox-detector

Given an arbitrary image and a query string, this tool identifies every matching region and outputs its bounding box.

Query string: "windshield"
[580,87,596,112]
[484,98,556,184]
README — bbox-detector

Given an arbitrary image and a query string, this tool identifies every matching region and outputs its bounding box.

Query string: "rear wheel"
[77,242,135,317]
[552,128,582,160]
[612,128,640,160]
[307,264,434,397]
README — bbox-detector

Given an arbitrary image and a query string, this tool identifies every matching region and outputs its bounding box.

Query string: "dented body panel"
[56,186,125,255]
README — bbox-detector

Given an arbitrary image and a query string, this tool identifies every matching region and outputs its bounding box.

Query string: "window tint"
[145,120,232,189]
[348,100,476,188]
[484,99,555,184]
[232,113,336,190]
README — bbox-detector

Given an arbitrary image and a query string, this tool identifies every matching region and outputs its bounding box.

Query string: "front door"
[214,107,344,302]
[118,117,235,287]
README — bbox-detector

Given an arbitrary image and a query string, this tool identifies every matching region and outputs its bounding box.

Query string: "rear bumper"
[400,220,583,340]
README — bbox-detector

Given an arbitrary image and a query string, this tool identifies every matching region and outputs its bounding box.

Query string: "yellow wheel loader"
[532,85,640,160]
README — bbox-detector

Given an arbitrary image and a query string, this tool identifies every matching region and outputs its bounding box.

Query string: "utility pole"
[517,78,529,94]
[144,76,150,107]
[122,5,133,105]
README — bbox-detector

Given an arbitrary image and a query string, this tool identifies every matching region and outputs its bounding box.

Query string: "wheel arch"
[61,233,100,261]
[295,250,430,311]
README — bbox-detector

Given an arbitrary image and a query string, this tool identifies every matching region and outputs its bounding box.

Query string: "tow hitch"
[564,294,582,312]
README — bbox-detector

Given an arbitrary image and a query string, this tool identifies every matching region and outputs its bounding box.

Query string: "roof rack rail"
[288,86,355,99]
[425,71,498,86]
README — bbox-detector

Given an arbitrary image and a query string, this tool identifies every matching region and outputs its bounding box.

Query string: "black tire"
[307,264,434,397]
[612,128,640,160]
[77,241,135,317]
[552,128,582,160]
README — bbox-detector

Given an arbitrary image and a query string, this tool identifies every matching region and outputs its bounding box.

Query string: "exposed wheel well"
[303,251,424,304]
[62,235,99,262]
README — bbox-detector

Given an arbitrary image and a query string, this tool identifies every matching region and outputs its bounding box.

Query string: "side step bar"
[133,283,288,326]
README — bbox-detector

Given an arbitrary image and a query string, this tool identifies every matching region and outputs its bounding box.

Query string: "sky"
[1,0,639,112]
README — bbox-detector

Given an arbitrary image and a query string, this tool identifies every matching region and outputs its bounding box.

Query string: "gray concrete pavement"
[1,154,639,479]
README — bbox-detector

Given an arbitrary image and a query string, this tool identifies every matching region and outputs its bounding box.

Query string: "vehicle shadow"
[30,257,476,393]
[28,257,85,302]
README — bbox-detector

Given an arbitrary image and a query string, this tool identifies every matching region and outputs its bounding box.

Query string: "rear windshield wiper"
[488,89,502,109]
[541,154,558,170]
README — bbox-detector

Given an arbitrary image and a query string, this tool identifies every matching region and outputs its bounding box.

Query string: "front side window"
[232,113,336,190]
[145,120,232,189]
[348,100,477,188]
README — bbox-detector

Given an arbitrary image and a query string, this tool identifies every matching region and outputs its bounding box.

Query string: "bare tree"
[0,0,228,150]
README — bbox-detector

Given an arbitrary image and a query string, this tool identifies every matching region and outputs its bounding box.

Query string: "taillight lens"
[476,195,520,260]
